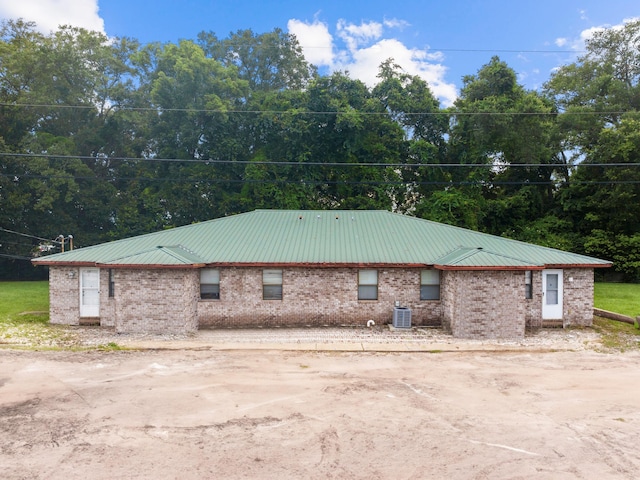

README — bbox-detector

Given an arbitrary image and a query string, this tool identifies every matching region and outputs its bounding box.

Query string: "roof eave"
[436,263,612,271]
[95,263,205,269]
[32,260,97,267]
[32,260,205,269]
[435,265,544,271]
[545,263,612,269]
[206,262,432,268]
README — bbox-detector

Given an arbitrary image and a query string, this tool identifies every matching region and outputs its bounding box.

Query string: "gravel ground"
[11,324,604,351]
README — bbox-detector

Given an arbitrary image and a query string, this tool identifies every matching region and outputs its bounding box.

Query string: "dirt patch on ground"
[2,347,640,479]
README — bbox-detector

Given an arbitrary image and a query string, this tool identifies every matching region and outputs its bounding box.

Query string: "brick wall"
[49,267,80,325]
[100,269,115,327]
[48,265,595,338]
[442,270,526,339]
[113,269,199,333]
[525,271,543,330]
[197,267,443,328]
[563,268,594,327]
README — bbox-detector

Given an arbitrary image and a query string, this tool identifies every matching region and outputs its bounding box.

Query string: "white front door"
[542,269,563,320]
[80,268,100,317]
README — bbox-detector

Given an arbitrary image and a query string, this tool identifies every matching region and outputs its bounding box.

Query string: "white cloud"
[288,17,458,106]
[337,19,383,50]
[383,18,410,30]
[337,38,457,106]
[287,18,335,67]
[555,37,568,47]
[0,0,104,34]
[563,16,640,51]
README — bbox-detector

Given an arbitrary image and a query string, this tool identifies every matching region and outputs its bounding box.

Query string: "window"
[200,269,220,299]
[525,271,533,299]
[108,269,115,298]
[420,270,440,300]
[263,269,283,300]
[358,270,378,300]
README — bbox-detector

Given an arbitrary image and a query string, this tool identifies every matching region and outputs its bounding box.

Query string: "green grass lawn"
[0,281,49,320]
[594,282,640,318]
[0,280,73,348]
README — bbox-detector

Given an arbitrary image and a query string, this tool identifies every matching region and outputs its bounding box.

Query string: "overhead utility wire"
[232,42,585,53]
[2,152,638,168]
[0,227,62,244]
[1,173,639,186]
[0,253,32,260]
[0,102,628,116]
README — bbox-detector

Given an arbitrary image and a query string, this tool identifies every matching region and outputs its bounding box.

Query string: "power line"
[2,152,639,168]
[262,43,585,54]
[422,48,585,54]
[0,253,32,260]
[0,102,629,116]
[0,227,62,244]
[1,172,638,186]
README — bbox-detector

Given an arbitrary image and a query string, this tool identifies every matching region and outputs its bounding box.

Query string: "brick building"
[33,210,611,339]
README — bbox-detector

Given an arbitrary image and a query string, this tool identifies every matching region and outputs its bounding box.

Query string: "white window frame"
[420,270,441,301]
[263,269,283,300]
[200,269,220,300]
[358,269,378,300]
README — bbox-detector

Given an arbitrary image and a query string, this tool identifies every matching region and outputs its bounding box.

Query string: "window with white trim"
[200,269,220,299]
[263,269,283,300]
[358,269,378,300]
[420,270,440,300]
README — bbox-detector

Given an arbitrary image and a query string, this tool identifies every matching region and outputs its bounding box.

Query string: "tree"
[547,20,640,273]
[561,115,640,278]
[546,19,640,153]
[198,28,316,92]
[447,57,562,237]
[303,72,406,210]
[139,40,250,224]
[372,60,448,212]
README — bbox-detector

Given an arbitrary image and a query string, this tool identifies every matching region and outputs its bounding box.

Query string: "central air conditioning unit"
[393,307,411,328]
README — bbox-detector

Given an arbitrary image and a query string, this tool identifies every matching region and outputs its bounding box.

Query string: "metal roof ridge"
[159,245,206,264]
[435,246,543,267]
[433,246,475,264]
[97,245,203,265]
[97,246,163,264]
[465,247,542,266]
[399,214,611,264]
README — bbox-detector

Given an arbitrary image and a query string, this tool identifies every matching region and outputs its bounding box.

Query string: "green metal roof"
[100,246,206,266]
[434,247,541,269]
[32,210,611,269]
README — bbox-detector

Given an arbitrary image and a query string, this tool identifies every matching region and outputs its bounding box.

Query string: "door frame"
[79,268,100,317]
[542,269,563,320]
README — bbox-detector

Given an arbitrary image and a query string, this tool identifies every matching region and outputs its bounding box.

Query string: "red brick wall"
[563,268,594,327]
[49,267,80,325]
[100,269,115,327]
[442,270,526,339]
[197,267,443,328]
[112,269,198,333]
[525,271,543,329]
[47,265,595,338]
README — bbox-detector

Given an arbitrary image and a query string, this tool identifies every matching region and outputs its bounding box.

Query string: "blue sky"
[0,0,638,106]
